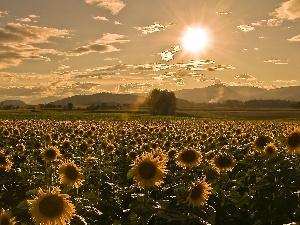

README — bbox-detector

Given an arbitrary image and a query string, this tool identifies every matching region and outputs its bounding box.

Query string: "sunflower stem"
[144,187,148,206]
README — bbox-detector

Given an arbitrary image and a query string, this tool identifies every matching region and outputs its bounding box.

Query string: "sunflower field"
[0,116,300,225]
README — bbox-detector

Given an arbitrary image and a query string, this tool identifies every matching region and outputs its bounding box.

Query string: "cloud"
[92,16,109,21]
[84,0,126,15]
[68,33,129,56]
[0,22,71,68]
[114,21,122,25]
[0,22,70,44]
[115,83,153,93]
[16,17,32,23]
[266,18,283,26]
[68,44,118,56]
[159,45,181,61]
[264,59,289,64]
[216,12,232,15]
[271,0,300,20]
[237,24,255,32]
[250,18,283,28]
[0,11,9,18]
[57,64,70,70]
[98,33,129,44]
[274,79,298,83]
[234,73,257,80]
[288,34,300,41]
[134,22,175,35]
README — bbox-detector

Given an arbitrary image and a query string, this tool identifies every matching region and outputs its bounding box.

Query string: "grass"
[1,108,300,120]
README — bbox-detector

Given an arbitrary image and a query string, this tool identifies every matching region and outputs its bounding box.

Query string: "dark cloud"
[0,22,71,68]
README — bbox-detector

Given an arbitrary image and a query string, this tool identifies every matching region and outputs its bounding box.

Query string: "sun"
[182,27,208,52]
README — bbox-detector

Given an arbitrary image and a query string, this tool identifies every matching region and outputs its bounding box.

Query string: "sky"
[0,0,300,103]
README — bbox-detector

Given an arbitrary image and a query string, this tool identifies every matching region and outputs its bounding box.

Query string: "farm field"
[0,111,300,224]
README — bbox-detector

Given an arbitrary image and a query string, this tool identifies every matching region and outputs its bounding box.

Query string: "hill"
[174,84,300,103]
[51,93,146,106]
[30,84,300,107]
[0,100,27,106]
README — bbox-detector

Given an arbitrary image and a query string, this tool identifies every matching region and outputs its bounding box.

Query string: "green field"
[1,108,300,120]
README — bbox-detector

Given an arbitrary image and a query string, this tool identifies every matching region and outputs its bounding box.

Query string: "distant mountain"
[51,93,146,106]
[174,84,300,103]
[35,85,300,107]
[0,100,27,106]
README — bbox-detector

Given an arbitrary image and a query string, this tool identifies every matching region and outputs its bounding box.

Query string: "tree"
[67,102,74,110]
[145,89,177,115]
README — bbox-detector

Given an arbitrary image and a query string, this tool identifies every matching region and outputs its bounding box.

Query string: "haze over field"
[0,0,300,102]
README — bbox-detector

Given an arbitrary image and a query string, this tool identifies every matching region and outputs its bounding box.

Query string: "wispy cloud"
[234,73,257,80]
[134,22,175,35]
[92,16,109,21]
[84,0,126,15]
[288,34,300,41]
[271,0,300,20]
[237,24,255,32]
[274,79,298,83]
[98,33,129,44]
[0,11,9,18]
[115,83,153,93]
[264,59,289,64]
[216,12,232,15]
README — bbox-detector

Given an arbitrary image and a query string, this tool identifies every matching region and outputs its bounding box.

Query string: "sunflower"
[176,148,202,168]
[186,178,212,207]
[2,129,10,137]
[211,152,236,173]
[127,150,138,160]
[264,143,278,157]
[151,148,168,163]
[167,148,177,158]
[286,130,300,154]
[0,150,12,171]
[61,140,71,150]
[43,133,52,143]
[28,187,75,225]
[204,150,215,161]
[253,135,273,151]
[58,160,84,188]
[41,146,61,163]
[127,152,166,188]
[0,208,16,225]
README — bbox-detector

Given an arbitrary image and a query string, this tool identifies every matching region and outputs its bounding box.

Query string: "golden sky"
[0,0,300,103]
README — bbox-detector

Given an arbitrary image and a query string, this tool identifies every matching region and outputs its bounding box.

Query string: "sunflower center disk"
[255,136,271,150]
[287,133,300,149]
[190,185,204,200]
[138,161,157,179]
[65,166,79,180]
[45,150,56,159]
[38,195,64,218]
[181,150,197,163]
